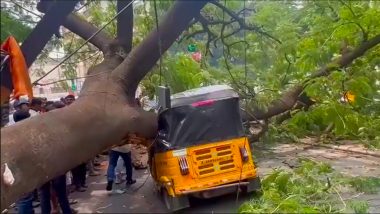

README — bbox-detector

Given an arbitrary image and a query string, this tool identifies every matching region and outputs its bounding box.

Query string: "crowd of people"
[8,94,137,214]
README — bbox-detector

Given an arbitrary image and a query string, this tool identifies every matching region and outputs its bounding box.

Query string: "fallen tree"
[179,0,380,131]
[246,33,380,121]
[1,0,208,209]
[1,0,379,210]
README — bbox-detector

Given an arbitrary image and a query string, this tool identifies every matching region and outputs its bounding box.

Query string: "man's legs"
[115,157,126,184]
[16,192,34,214]
[50,188,59,214]
[39,182,52,214]
[71,165,85,192]
[106,150,120,191]
[79,163,87,188]
[120,152,136,185]
[52,175,73,214]
[87,159,100,176]
[71,167,79,191]
[94,155,101,166]
[32,189,40,207]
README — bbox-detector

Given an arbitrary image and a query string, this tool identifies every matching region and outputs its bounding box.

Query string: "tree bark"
[116,0,134,53]
[1,0,209,210]
[37,0,113,52]
[1,88,156,209]
[21,0,80,67]
[112,0,209,98]
[247,34,380,121]
[63,14,113,52]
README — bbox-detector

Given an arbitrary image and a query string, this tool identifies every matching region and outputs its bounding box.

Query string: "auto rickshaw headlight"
[239,147,249,162]
[178,156,189,175]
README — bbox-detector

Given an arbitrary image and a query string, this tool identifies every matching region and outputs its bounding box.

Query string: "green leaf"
[275,172,291,193]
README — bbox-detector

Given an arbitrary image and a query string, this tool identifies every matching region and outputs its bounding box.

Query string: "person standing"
[114,157,126,184]
[71,164,87,192]
[15,97,30,112]
[28,98,43,206]
[64,95,88,192]
[13,110,34,214]
[10,98,41,208]
[106,143,136,191]
[87,159,100,177]
[6,101,19,127]
[38,103,76,214]
[64,95,75,106]
[39,176,74,214]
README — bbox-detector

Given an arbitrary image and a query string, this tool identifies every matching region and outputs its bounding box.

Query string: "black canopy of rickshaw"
[155,85,245,152]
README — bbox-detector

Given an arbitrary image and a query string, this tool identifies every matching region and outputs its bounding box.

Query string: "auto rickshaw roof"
[171,84,239,108]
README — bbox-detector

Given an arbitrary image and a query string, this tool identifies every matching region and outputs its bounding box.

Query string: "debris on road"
[131,144,148,169]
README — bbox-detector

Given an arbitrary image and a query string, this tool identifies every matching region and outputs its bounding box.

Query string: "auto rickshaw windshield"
[155,97,245,152]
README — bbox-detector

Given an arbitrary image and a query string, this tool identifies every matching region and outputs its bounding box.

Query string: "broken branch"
[247,34,380,120]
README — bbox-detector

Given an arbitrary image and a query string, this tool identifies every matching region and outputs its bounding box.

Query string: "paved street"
[70,162,252,213]
[7,141,379,213]
[67,141,380,213]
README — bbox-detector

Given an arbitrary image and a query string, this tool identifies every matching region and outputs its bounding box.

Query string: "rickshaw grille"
[194,144,236,177]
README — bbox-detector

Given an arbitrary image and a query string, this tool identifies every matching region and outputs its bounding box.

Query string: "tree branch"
[112,0,210,100]
[180,0,281,57]
[64,14,113,52]
[197,14,219,56]
[337,0,367,41]
[20,0,80,67]
[210,0,281,44]
[310,34,380,79]
[179,13,228,55]
[182,1,280,55]
[281,53,294,85]
[116,0,134,53]
[248,34,380,120]
[37,0,113,53]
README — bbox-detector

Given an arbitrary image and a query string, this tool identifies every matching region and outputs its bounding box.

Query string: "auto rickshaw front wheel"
[161,187,190,213]
[241,176,262,196]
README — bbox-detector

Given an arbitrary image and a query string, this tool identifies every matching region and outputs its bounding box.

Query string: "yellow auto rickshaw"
[149,85,261,212]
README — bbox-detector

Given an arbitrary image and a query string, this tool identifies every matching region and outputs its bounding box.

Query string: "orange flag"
[1,36,33,103]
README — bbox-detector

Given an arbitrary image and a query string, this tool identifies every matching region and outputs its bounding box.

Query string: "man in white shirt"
[106,143,136,191]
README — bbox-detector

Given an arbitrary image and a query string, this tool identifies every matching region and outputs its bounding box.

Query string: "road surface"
[7,140,380,213]
[70,166,254,213]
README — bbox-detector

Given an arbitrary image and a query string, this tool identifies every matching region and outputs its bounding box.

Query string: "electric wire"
[73,1,92,13]
[236,0,249,205]
[153,0,163,86]
[32,0,136,85]
[34,70,108,86]
[7,0,43,18]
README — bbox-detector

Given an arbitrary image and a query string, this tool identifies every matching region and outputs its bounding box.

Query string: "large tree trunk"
[1,0,209,210]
